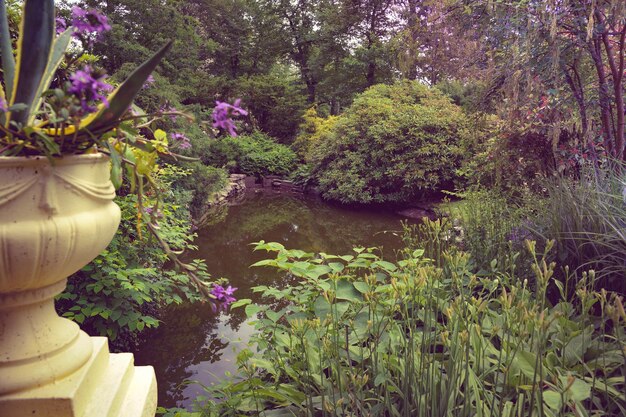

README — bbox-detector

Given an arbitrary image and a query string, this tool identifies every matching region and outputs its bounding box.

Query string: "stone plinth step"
[0,336,157,417]
[80,353,134,417]
[116,366,157,417]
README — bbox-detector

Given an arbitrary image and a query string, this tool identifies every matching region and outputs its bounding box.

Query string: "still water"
[134,191,416,409]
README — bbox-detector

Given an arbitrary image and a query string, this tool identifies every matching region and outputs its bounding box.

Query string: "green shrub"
[292,107,338,160]
[288,163,314,189]
[205,131,298,177]
[188,238,625,416]
[311,80,469,204]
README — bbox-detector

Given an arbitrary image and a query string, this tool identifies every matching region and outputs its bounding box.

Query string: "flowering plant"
[0,0,246,301]
[0,0,177,163]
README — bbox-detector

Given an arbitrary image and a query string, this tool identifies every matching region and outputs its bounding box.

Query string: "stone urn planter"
[0,154,156,416]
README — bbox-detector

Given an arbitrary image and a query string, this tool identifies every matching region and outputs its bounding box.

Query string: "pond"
[134,191,418,409]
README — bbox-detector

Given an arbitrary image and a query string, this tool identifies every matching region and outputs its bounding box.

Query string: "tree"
[467,0,626,162]
[395,0,490,85]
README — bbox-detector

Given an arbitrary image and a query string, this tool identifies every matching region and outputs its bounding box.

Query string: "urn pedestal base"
[0,154,157,417]
[0,337,157,417]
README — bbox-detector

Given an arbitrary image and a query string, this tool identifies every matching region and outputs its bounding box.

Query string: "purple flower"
[142,75,155,89]
[68,66,113,113]
[0,97,7,113]
[71,7,111,42]
[507,220,535,244]
[210,284,237,304]
[171,132,191,150]
[56,17,67,35]
[212,99,248,137]
[160,104,179,121]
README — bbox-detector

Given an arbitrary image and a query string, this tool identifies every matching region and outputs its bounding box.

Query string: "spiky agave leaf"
[76,40,173,136]
[0,0,16,104]
[10,0,55,125]
[27,28,72,125]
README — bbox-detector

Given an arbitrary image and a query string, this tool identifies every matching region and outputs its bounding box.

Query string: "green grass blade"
[27,28,72,125]
[79,40,172,133]
[0,0,15,102]
[10,0,54,125]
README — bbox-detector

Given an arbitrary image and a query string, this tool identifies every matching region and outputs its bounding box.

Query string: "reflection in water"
[134,192,415,408]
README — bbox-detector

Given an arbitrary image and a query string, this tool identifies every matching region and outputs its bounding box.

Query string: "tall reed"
[537,164,626,293]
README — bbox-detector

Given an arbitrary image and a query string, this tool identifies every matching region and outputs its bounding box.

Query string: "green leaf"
[110,310,122,322]
[245,304,264,318]
[249,358,276,374]
[10,0,55,125]
[108,142,123,189]
[565,378,591,402]
[265,310,283,323]
[250,259,276,267]
[353,281,370,294]
[32,130,60,155]
[305,265,332,280]
[289,249,308,259]
[373,260,397,272]
[0,0,15,102]
[336,279,362,302]
[313,295,331,318]
[79,41,173,134]
[154,129,167,141]
[27,28,72,125]
[374,373,387,386]
[543,391,562,410]
[511,350,539,380]
[230,298,252,309]
[328,262,345,273]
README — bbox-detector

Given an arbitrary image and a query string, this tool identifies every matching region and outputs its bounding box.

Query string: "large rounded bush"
[311,81,469,203]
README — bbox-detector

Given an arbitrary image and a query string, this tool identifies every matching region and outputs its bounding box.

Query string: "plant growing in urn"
[0,0,190,415]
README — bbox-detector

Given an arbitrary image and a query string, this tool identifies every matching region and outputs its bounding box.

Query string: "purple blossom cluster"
[71,6,111,41]
[142,75,155,89]
[56,7,111,41]
[144,206,163,219]
[0,97,7,113]
[210,284,237,305]
[170,132,191,150]
[160,104,179,122]
[212,99,248,137]
[507,220,535,244]
[55,17,66,35]
[68,66,113,113]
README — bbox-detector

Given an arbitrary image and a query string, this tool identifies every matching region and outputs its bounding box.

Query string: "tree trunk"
[587,37,615,155]
[601,23,626,160]
[562,62,589,141]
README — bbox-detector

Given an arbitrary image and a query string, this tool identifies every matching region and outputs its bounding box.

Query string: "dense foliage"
[311,81,468,203]
[58,166,215,348]
[203,131,298,178]
[36,1,626,413]
[175,231,626,417]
